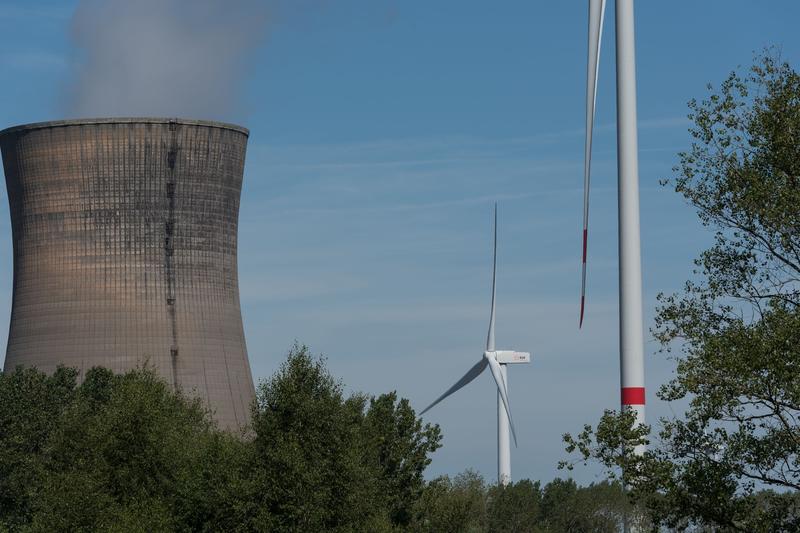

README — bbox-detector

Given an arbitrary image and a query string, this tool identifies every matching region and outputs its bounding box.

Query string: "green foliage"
[562,408,649,479]
[486,478,541,532]
[364,390,442,526]
[409,472,630,533]
[0,365,251,532]
[564,52,800,531]
[0,366,78,528]
[245,345,441,531]
[0,344,442,532]
[248,345,379,531]
[411,470,488,533]
[538,478,630,533]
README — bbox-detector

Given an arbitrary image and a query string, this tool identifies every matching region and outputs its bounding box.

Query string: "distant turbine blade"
[486,203,497,351]
[486,353,517,447]
[420,358,488,415]
[581,0,607,328]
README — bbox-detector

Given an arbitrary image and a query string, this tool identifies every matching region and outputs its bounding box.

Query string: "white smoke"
[64,0,269,121]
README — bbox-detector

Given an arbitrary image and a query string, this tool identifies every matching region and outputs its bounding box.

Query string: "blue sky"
[1,1,799,484]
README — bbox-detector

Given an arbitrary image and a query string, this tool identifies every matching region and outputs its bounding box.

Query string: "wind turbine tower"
[581,0,646,446]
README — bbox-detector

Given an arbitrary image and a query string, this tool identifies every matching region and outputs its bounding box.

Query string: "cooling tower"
[0,118,255,430]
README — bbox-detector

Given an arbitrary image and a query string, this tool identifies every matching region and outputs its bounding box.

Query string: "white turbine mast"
[420,203,530,485]
[582,0,646,447]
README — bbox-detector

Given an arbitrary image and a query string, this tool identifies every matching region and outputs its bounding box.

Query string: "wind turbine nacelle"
[493,351,531,364]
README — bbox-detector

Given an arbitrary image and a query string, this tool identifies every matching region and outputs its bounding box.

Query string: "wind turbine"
[420,204,530,486]
[581,0,646,446]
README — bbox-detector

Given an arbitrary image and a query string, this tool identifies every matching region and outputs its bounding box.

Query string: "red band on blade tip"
[621,387,646,405]
[582,229,588,262]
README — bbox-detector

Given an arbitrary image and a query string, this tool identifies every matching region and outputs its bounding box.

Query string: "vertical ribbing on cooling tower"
[0,118,256,430]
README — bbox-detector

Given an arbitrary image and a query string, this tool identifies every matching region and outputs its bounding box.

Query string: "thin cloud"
[0,5,71,20]
[241,275,370,303]
[0,51,67,72]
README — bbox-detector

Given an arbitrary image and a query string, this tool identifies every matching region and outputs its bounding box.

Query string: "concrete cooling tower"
[0,118,255,430]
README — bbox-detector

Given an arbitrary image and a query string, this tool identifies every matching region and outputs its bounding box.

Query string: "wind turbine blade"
[581,0,607,328]
[486,354,518,447]
[486,203,497,351]
[420,358,488,415]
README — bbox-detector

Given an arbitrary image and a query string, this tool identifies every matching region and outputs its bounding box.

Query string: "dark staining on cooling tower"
[0,118,256,430]
[166,120,179,391]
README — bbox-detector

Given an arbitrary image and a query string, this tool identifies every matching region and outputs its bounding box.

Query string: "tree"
[24,366,249,532]
[539,478,632,533]
[247,344,442,532]
[564,52,800,531]
[247,345,377,531]
[0,366,78,528]
[486,479,542,532]
[410,470,488,533]
[363,391,442,527]
[0,364,253,531]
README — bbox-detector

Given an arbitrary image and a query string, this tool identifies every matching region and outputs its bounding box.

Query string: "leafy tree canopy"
[0,345,442,532]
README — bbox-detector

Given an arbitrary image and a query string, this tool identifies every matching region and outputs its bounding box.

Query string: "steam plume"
[65,0,268,121]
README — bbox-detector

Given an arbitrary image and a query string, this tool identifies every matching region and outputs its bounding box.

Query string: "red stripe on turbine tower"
[621,387,645,405]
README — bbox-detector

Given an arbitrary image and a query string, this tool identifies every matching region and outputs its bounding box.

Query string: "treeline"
[413,472,632,532]
[1,344,628,532]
